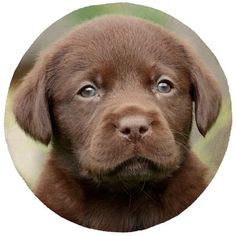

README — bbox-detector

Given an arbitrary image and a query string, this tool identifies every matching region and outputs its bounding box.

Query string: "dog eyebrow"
[71,69,98,83]
[90,74,103,87]
[149,63,177,81]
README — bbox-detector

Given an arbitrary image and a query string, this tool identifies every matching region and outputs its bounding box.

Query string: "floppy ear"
[13,56,52,145]
[186,51,222,136]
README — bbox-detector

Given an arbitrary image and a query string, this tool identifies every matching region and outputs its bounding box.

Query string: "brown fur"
[13,16,221,232]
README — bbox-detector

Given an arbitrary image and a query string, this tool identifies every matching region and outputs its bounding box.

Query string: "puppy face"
[14,16,221,187]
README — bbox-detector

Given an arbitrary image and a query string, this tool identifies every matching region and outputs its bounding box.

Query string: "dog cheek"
[143,128,181,167]
[51,107,86,151]
[90,127,124,161]
[86,124,134,172]
[160,97,192,141]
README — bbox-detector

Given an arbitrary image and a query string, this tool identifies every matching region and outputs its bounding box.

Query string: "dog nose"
[117,115,151,141]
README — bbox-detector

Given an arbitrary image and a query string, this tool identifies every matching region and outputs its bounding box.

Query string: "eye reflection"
[156,81,172,93]
[153,75,173,94]
[78,85,97,97]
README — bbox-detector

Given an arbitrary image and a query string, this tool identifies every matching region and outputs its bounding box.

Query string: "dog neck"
[36,152,208,231]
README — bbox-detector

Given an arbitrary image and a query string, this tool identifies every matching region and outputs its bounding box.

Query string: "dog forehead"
[47,16,191,96]
[52,16,186,71]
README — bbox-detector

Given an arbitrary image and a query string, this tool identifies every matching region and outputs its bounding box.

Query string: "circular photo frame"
[5,2,231,232]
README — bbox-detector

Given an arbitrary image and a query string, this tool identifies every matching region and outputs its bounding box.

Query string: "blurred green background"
[5,3,231,190]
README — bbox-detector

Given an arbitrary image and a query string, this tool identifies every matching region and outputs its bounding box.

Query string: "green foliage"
[65,3,167,27]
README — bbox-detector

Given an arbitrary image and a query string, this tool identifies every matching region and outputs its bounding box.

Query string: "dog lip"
[105,156,159,176]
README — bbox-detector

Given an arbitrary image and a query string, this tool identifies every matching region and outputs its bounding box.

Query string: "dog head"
[14,16,221,186]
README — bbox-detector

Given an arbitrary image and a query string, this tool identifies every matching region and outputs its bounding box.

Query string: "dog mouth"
[99,156,172,186]
[108,156,158,176]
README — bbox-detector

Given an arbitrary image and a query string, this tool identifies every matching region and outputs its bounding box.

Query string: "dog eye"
[155,80,173,93]
[78,85,97,97]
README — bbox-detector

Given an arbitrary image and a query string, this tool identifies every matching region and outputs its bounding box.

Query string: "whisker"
[169,128,190,140]
[175,140,190,152]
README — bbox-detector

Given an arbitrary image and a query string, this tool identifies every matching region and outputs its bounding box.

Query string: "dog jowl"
[13,15,221,232]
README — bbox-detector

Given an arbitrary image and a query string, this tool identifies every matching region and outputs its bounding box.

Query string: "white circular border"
[1,1,235,235]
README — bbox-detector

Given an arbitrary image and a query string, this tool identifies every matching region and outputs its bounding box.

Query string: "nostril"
[139,126,148,134]
[121,127,131,135]
[116,115,152,140]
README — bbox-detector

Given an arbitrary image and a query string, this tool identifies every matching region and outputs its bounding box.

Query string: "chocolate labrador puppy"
[13,15,221,231]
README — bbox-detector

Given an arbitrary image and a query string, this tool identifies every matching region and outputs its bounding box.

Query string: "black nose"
[117,115,151,141]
